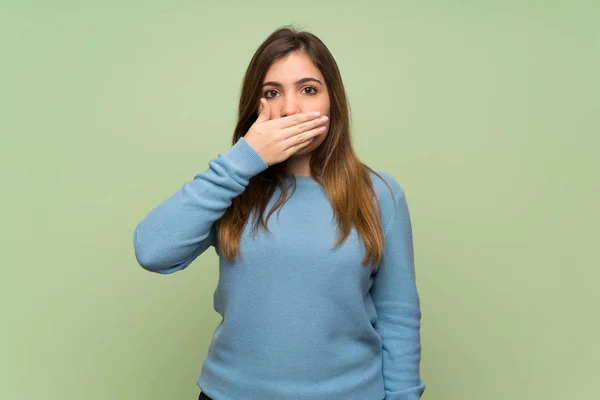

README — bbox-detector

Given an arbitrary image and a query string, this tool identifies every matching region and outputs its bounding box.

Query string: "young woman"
[133,26,425,400]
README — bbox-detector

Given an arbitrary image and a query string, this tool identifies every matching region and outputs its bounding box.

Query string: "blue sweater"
[133,137,425,400]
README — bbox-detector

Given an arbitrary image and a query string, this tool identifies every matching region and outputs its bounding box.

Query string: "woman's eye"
[264,89,278,99]
[263,87,317,99]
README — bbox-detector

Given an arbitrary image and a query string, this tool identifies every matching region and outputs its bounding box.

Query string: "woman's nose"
[281,96,300,117]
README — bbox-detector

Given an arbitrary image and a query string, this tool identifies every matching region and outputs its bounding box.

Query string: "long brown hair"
[217,26,394,270]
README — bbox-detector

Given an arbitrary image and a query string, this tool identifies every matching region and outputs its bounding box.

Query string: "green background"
[2,1,598,399]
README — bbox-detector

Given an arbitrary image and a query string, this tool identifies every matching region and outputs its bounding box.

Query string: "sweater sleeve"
[370,190,426,400]
[132,137,268,274]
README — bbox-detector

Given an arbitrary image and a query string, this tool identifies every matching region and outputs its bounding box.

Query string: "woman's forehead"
[264,52,324,82]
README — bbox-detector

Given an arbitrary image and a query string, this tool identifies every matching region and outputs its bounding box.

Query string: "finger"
[280,115,328,140]
[271,111,323,129]
[256,98,270,124]
[283,124,327,151]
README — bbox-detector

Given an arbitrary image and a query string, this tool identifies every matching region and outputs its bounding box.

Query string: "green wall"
[2,1,598,399]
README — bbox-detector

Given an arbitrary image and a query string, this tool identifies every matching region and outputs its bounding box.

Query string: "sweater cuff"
[222,137,269,178]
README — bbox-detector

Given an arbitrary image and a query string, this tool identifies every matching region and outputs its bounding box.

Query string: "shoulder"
[368,168,405,201]
[367,168,407,223]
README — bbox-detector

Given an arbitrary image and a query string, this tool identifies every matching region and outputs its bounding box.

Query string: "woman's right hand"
[243,98,329,166]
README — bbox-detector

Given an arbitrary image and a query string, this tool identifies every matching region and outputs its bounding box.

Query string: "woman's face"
[261,51,331,154]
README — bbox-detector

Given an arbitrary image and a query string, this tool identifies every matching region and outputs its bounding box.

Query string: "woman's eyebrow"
[262,77,323,88]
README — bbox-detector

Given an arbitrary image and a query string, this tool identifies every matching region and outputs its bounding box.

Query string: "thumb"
[256,98,270,124]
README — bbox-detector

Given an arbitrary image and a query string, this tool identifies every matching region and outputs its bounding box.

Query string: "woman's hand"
[243,98,329,166]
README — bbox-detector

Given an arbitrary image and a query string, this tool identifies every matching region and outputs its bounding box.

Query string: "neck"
[285,153,312,176]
